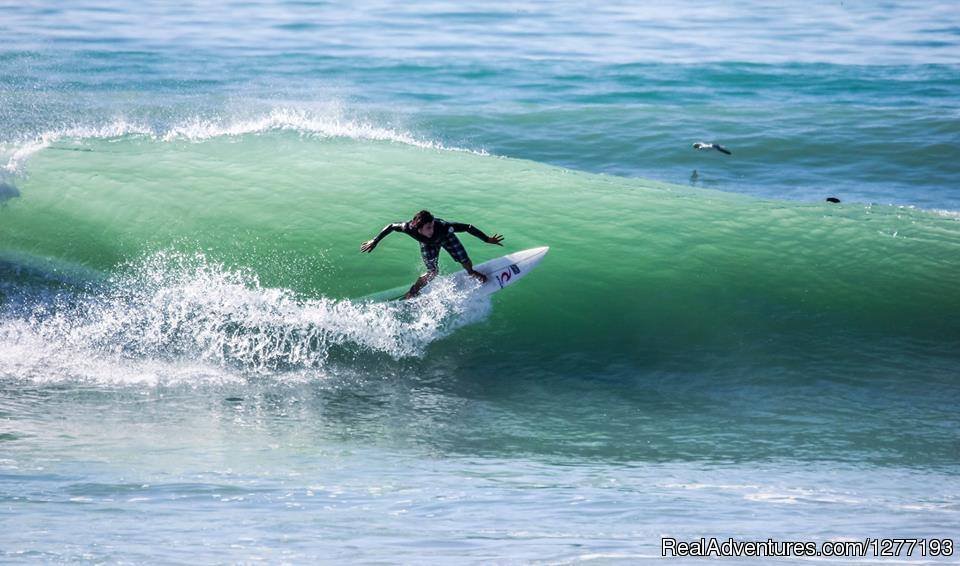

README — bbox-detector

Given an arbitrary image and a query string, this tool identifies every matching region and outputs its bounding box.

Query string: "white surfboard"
[365,246,549,302]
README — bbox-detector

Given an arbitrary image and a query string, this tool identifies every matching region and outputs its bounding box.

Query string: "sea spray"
[0,251,490,384]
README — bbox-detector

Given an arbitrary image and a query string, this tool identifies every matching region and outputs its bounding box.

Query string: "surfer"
[361,210,504,299]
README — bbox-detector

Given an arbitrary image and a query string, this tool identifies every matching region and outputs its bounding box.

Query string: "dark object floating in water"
[0,182,21,204]
[224,397,244,402]
[692,142,732,155]
[825,197,841,203]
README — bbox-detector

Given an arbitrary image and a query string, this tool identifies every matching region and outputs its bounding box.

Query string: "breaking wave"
[0,251,490,385]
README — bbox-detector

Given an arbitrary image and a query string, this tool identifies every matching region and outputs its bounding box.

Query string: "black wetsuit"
[371,219,490,271]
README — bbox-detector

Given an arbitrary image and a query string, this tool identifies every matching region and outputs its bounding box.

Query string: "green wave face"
[2,132,959,367]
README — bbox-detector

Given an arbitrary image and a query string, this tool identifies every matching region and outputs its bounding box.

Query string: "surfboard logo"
[495,264,521,288]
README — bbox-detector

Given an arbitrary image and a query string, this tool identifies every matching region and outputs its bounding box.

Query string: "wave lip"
[1,108,487,173]
[2,119,153,174]
[160,108,486,153]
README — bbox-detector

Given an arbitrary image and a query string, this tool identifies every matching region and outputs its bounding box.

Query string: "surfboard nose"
[507,246,549,264]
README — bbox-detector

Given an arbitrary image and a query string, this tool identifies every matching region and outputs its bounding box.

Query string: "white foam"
[2,108,487,173]
[0,250,490,386]
[929,208,960,220]
[0,317,244,387]
[883,203,960,221]
[2,119,153,173]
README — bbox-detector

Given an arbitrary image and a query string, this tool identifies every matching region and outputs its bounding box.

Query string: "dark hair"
[411,209,434,228]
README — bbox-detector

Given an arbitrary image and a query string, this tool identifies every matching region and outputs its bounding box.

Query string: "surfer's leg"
[405,244,440,299]
[404,271,436,299]
[441,233,470,265]
[460,259,487,283]
[442,235,486,283]
[420,242,440,272]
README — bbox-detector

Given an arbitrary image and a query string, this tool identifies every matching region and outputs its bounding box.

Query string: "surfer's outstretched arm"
[449,222,504,246]
[361,223,404,252]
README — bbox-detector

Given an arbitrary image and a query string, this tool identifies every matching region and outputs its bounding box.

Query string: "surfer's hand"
[487,234,504,246]
[360,240,377,253]
[468,270,488,284]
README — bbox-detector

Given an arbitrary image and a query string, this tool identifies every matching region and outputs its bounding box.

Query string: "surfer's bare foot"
[468,270,487,284]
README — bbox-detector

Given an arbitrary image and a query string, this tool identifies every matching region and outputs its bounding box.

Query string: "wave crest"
[1,108,486,173]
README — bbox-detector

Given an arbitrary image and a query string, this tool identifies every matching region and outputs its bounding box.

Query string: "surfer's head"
[412,210,435,237]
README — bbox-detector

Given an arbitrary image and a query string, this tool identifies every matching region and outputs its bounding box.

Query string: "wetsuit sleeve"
[371,223,404,245]
[449,222,491,241]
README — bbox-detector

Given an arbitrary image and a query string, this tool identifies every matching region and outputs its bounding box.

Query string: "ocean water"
[1,1,959,563]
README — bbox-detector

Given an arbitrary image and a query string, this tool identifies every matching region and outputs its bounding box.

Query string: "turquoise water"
[1,1,959,563]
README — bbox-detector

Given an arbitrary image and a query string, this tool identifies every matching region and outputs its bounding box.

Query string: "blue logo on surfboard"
[495,263,521,288]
